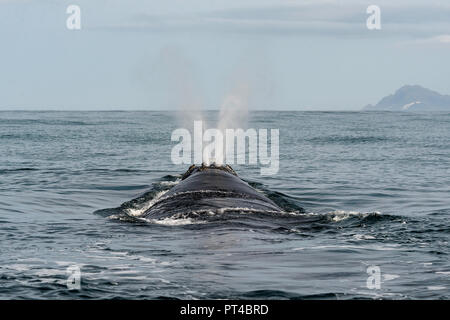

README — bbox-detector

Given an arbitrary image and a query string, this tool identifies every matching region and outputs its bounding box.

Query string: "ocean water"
[0,110,449,299]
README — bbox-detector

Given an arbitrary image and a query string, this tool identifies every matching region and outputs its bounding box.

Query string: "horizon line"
[0,107,363,112]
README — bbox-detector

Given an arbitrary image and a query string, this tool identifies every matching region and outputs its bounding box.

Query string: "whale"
[142,164,283,219]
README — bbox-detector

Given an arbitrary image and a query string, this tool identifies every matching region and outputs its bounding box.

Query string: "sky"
[0,0,449,110]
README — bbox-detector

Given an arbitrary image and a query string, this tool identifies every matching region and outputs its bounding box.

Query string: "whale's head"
[181,163,238,180]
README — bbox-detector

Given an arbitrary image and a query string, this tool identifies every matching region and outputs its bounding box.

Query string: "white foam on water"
[292,243,402,251]
[383,274,400,281]
[54,261,79,267]
[280,210,308,216]
[298,210,382,222]
[6,264,30,272]
[125,189,170,217]
[353,234,376,240]
[34,268,67,277]
[328,210,381,222]
[137,257,157,263]
[144,217,205,226]
[427,286,446,290]
[108,214,128,221]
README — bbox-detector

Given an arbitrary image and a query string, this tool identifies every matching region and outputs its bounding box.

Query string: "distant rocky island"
[363,85,450,111]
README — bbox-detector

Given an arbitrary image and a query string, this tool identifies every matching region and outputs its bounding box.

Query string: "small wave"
[247,182,305,213]
[120,178,182,217]
[327,210,382,222]
[94,176,181,219]
[292,243,402,251]
[383,274,400,281]
[427,286,446,291]
[0,119,93,126]
[353,234,376,240]
[107,214,142,223]
[94,185,151,191]
[297,210,384,222]
[85,168,154,173]
[241,290,340,300]
[308,135,390,145]
[0,168,38,174]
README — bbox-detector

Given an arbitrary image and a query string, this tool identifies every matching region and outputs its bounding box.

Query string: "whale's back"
[143,167,283,218]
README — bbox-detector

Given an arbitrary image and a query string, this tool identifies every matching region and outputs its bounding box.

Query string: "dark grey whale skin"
[142,166,283,219]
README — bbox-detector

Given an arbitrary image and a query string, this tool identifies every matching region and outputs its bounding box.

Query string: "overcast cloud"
[0,0,449,110]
